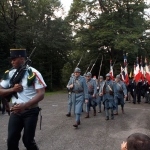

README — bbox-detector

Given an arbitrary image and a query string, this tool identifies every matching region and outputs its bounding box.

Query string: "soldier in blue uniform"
[85,72,97,118]
[114,75,127,115]
[97,76,105,113]
[0,48,46,150]
[100,73,115,120]
[66,73,74,117]
[68,68,88,128]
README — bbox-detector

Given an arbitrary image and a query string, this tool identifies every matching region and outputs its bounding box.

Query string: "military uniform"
[130,78,137,104]
[100,73,116,120]
[0,48,46,150]
[136,80,142,104]
[143,81,150,103]
[70,68,88,128]
[114,75,127,114]
[66,73,74,117]
[97,76,105,113]
[85,72,97,118]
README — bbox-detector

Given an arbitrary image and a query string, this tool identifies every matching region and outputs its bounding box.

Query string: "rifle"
[97,55,103,88]
[76,52,84,68]
[84,60,93,75]
[6,47,36,102]
[90,53,100,72]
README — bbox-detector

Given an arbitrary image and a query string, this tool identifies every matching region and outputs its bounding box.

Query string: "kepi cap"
[10,48,26,58]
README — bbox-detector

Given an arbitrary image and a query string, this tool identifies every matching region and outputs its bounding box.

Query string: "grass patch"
[45,89,67,96]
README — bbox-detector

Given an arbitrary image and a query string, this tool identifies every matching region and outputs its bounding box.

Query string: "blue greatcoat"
[71,75,88,115]
[97,80,105,110]
[66,75,74,113]
[114,81,127,111]
[86,78,97,112]
[100,80,116,109]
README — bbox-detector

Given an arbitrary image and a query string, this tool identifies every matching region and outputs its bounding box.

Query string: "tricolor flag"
[134,57,141,82]
[120,54,129,84]
[120,65,125,81]
[145,58,150,84]
[109,59,114,80]
[140,56,144,82]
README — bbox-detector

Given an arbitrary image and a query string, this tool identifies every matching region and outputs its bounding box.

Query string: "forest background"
[0,0,150,91]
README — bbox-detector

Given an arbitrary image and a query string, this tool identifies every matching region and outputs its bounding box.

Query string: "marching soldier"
[136,79,143,104]
[100,73,116,120]
[114,75,127,115]
[85,72,97,118]
[0,48,46,150]
[130,77,137,104]
[69,68,88,128]
[97,76,105,113]
[66,73,74,117]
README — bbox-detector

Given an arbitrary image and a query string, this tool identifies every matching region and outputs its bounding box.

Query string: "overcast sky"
[60,0,150,15]
[60,0,73,12]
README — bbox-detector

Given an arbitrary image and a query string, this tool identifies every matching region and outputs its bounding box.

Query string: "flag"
[129,70,133,78]
[120,65,125,81]
[124,54,129,85]
[134,57,141,82]
[140,56,144,82]
[109,59,114,80]
[145,58,150,84]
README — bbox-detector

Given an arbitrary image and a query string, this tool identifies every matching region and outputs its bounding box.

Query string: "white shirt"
[1,67,46,104]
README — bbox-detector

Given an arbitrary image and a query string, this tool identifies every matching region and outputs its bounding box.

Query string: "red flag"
[109,59,114,80]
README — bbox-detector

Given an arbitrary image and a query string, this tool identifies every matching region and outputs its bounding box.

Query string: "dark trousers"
[7,107,40,150]
[0,97,5,113]
[133,90,137,103]
[137,90,141,103]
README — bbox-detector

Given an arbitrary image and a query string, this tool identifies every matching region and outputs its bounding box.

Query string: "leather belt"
[72,91,83,94]
[26,103,38,109]
[12,103,38,110]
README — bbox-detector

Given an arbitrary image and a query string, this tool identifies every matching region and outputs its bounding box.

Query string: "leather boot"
[66,112,71,117]
[93,110,96,116]
[98,110,101,113]
[114,112,118,115]
[78,120,80,125]
[111,114,114,120]
[122,108,124,114]
[73,122,78,128]
[105,116,109,120]
[85,113,89,118]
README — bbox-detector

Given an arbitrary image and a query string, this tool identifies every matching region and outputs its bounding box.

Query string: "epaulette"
[2,68,13,80]
[27,68,36,86]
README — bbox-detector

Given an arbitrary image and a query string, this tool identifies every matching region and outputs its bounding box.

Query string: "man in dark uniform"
[0,48,46,150]
[136,79,142,104]
[130,77,137,104]
[143,79,150,103]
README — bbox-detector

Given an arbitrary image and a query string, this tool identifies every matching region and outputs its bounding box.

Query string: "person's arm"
[0,84,23,97]
[11,88,45,113]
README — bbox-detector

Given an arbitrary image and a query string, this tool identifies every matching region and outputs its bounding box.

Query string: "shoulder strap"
[75,79,83,90]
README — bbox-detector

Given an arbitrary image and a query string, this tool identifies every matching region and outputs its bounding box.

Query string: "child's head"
[127,133,150,150]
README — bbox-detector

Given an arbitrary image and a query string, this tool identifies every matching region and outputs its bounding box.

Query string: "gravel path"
[0,93,150,150]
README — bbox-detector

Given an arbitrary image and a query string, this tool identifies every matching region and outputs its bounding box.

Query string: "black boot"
[111,114,114,120]
[66,112,71,117]
[105,116,109,120]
